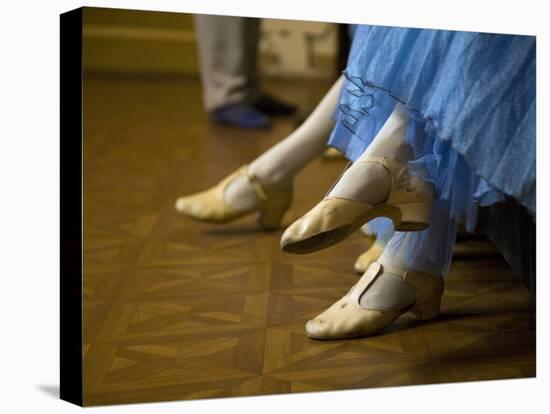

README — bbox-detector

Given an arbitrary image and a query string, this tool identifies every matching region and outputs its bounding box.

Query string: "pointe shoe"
[281,156,434,254]
[175,165,292,230]
[305,262,444,340]
[353,241,385,274]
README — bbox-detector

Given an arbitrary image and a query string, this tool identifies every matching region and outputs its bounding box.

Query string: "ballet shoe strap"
[325,157,405,201]
[381,264,408,279]
[349,263,415,303]
[354,156,408,173]
[354,156,388,166]
[382,264,441,282]
[348,262,383,303]
[349,262,442,311]
[348,157,433,202]
[242,165,268,202]
[383,264,444,301]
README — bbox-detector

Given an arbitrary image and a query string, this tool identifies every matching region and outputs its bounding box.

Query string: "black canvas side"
[60,7,83,407]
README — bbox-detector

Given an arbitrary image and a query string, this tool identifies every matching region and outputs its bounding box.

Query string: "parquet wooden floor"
[82,74,535,406]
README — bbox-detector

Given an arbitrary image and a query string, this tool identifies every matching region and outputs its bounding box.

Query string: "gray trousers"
[193,15,261,112]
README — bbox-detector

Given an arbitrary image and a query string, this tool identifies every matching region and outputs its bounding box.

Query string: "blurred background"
[83,7,342,79]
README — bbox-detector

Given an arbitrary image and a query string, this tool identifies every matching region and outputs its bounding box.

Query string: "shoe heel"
[257,190,292,230]
[394,202,431,231]
[411,295,442,321]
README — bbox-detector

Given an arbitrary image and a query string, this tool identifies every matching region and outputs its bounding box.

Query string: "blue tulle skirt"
[328,25,536,272]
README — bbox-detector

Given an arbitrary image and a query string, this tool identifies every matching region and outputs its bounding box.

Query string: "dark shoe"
[210,103,271,129]
[253,93,297,116]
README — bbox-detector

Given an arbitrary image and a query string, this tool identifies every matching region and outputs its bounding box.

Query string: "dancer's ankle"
[223,175,262,212]
[328,162,391,204]
[363,141,414,165]
[379,253,443,278]
[248,164,292,189]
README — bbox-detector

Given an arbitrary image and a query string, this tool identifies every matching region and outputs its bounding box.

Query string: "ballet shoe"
[322,147,345,159]
[280,156,434,254]
[354,241,385,274]
[175,165,292,230]
[305,262,444,340]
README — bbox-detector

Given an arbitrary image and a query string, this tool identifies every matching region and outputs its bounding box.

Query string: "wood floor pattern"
[82,75,535,406]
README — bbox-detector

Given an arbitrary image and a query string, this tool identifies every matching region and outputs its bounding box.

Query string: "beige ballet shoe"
[281,156,434,254]
[175,165,292,230]
[305,262,444,340]
[322,147,345,159]
[354,241,385,274]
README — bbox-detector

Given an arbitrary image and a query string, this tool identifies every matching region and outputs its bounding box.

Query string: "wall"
[83,7,339,79]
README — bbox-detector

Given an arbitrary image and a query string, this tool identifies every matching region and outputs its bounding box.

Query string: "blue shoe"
[210,103,271,129]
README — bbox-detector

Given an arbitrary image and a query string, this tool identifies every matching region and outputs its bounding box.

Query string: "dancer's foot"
[305,262,444,340]
[175,165,292,230]
[354,236,386,274]
[280,157,434,254]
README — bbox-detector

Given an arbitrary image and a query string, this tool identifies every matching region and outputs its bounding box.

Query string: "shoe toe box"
[305,317,330,339]
[175,192,222,221]
[279,208,330,253]
[174,196,190,213]
[175,195,205,216]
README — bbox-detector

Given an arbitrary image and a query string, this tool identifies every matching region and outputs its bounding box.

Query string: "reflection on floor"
[82,75,535,406]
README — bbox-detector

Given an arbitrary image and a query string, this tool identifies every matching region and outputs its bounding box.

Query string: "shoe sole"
[282,203,429,255]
